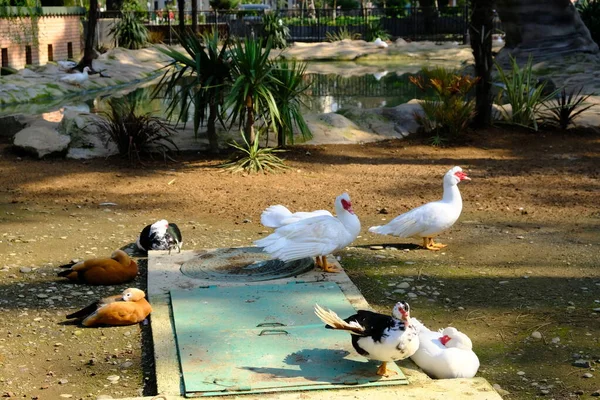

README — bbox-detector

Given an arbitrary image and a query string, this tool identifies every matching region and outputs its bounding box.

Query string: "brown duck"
[66,288,152,327]
[58,250,138,285]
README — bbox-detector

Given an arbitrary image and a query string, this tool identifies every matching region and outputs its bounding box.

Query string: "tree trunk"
[191,0,198,34]
[495,0,599,63]
[276,121,284,147]
[419,0,438,36]
[469,0,493,128]
[78,0,98,71]
[178,0,185,35]
[244,96,255,145]
[207,102,219,153]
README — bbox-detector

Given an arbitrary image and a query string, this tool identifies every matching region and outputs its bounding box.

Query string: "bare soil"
[0,127,599,399]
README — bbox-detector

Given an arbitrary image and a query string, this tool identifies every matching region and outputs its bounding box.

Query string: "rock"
[106,375,120,383]
[59,110,117,159]
[96,396,114,400]
[13,123,71,158]
[381,101,425,137]
[58,378,68,384]
[583,373,594,378]
[370,245,384,250]
[531,331,543,340]
[591,389,600,396]
[517,371,526,376]
[36,294,48,299]
[407,292,418,298]
[397,282,411,289]
[492,383,510,396]
[551,337,560,344]
[573,359,591,368]
[19,267,32,273]
[119,361,133,369]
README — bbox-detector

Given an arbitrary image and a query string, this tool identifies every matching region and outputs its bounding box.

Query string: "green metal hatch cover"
[170,282,409,397]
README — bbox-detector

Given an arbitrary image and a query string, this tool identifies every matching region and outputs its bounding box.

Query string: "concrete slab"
[147,249,504,400]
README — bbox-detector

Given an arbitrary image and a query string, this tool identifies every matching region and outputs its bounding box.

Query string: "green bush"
[262,12,290,49]
[326,26,361,41]
[109,11,148,49]
[221,130,288,174]
[576,0,600,46]
[209,0,239,9]
[409,67,479,144]
[493,56,558,131]
[364,20,390,42]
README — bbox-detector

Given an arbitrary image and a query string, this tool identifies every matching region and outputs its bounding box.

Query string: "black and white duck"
[314,301,419,376]
[136,219,182,253]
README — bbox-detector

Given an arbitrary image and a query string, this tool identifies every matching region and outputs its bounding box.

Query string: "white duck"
[368,166,470,250]
[373,38,389,48]
[410,319,480,379]
[60,66,91,87]
[254,192,360,273]
[314,301,419,376]
[260,205,332,229]
[57,60,77,71]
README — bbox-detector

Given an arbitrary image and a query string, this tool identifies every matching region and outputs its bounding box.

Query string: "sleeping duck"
[409,319,480,379]
[136,219,182,253]
[58,250,138,285]
[314,301,419,376]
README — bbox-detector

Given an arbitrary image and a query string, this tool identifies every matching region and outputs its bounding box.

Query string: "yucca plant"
[109,11,148,50]
[225,37,280,146]
[155,29,231,153]
[221,130,288,174]
[542,86,595,130]
[326,26,361,42]
[409,67,479,143]
[93,98,178,164]
[493,55,558,131]
[364,20,390,42]
[269,60,312,147]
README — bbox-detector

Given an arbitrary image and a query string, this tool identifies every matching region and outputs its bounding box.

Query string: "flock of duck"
[56,166,479,380]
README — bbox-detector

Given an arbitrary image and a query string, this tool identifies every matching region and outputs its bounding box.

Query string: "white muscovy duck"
[314,301,419,376]
[373,38,389,48]
[59,66,90,87]
[254,192,360,273]
[260,204,332,229]
[136,219,182,253]
[368,166,470,250]
[409,319,480,379]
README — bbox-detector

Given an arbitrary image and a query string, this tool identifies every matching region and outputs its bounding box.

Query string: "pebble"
[58,378,68,384]
[97,396,114,400]
[107,375,120,383]
[573,359,591,368]
[59,395,73,399]
[120,361,133,369]
[574,390,585,395]
[583,373,594,378]
[540,389,549,395]
[37,294,48,299]
[370,245,384,250]
[551,337,560,344]
[593,308,600,312]
[407,292,417,299]
[397,282,410,289]
[20,267,32,273]
[492,384,510,396]
[499,281,509,285]
[531,331,542,340]
[517,371,526,376]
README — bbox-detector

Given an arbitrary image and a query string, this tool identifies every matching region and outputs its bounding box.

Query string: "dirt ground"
[0,126,599,400]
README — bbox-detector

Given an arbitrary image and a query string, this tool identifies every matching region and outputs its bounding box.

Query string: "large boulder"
[58,109,118,159]
[13,121,71,158]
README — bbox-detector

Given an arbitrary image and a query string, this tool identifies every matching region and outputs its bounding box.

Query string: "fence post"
[168,14,172,44]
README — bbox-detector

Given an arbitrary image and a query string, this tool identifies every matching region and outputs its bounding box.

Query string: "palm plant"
[262,12,290,49]
[109,11,148,50]
[225,37,280,146]
[93,98,178,164]
[155,29,231,153]
[542,86,595,130]
[220,130,288,174]
[269,60,312,147]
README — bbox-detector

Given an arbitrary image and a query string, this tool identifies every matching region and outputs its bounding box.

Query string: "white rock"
[107,375,120,383]
[13,124,70,158]
[397,282,410,289]
[531,331,543,340]
[517,371,526,376]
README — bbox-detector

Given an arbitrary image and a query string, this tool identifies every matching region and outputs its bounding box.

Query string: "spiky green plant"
[364,20,390,42]
[493,55,558,131]
[225,37,280,146]
[542,86,595,130]
[109,11,148,50]
[155,29,231,153]
[262,12,290,49]
[326,26,361,42]
[269,60,312,147]
[409,67,479,143]
[221,130,288,174]
[93,98,178,164]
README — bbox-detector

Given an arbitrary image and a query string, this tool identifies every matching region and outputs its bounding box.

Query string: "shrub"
[262,12,290,49]
[542,86,595,130]
[221,130,288,174]
[109,11,148,49]
[326,26,361,42]
[209,0,239,10]
[576,0,600,46]
[493,55,558,131]
[364,20,390,42]
[93,99,178,164]
[409,67,479,144]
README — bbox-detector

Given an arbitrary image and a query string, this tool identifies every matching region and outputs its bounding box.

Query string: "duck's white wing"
[369,201,455,238]
[255,215,349,261]
[261,205,293,228]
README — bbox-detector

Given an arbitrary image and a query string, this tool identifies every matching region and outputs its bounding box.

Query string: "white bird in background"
[368,166,470,250]
[409,319,480,379]
[57,60,77,71]
[260,205,332,229]
[60,66,91,87]
[254,193,361,273]
[372,71,389,81]
[374,38,389,48]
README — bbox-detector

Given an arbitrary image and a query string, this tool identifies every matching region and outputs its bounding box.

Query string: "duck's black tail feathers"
[66,301,99,320]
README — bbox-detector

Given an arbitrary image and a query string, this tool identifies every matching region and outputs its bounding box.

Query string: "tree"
[78,0,98,71]
[191,0,197,33]
[178,0,185,34]
[468,0,493,128]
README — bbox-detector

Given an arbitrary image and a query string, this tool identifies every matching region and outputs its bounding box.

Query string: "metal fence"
[99,6,504,44]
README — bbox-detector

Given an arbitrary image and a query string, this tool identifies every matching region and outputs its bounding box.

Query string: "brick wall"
[0,14,83,70]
